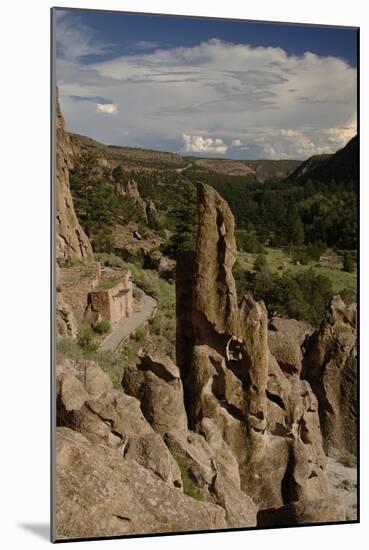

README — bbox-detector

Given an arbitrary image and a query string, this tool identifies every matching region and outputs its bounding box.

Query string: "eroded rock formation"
[304,296,357,457]
[176,182,332,517]
[55,89,93,261]
[55,181,357,538]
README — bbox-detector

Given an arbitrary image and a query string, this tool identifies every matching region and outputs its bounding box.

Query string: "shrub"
[133,287,144,300]
[77,328,99,353]
[343,251,355,273]
[253,254,268,272]
[133,327,146,342]
[175,457,206,501]
[95,253,126,269]
[340,288,357,305]
[338,452,357,468]
[235,266,334,326]
[93,320,111,335]
[236,231,265,254]
[57,338,124,387]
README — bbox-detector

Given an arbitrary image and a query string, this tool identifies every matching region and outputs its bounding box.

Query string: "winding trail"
[99,286,157,353]
[175,162,192,174]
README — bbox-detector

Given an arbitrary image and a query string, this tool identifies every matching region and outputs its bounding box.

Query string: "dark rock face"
[287,135,358,186]
[257,498,346,527]
[304,296,357,457]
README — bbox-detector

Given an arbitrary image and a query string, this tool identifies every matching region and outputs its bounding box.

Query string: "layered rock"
[55,89,93,261]
[304,296,357,457]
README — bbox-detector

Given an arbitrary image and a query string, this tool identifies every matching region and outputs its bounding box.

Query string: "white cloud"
[56,23,357,159]
[96,103,118,114]
[181,134,227,154]
[56,11,112,61]
[134,40,162,51]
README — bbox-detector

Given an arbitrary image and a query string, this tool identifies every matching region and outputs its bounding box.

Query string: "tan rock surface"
[55,89,93,261]
[304,296,357,457]
[122,353,188,434]
[56,357,181,485]
[56,427,227,540]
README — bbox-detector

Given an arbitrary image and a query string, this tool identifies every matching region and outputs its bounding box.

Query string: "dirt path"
[99,287,157,353]
[175,163,192,174]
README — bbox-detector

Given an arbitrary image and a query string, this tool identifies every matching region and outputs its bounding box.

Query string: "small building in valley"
[89,270,133,326]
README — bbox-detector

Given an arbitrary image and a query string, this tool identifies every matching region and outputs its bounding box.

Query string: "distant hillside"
[69,132,301,182]
[183,156,301,182]
[69,133,187,171]
[287,136,358,185]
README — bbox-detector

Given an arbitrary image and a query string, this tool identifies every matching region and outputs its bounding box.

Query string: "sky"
[55,9,358,160]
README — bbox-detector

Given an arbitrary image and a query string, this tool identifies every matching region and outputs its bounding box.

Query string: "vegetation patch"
[57,337,125,387]
[175,457,207,501]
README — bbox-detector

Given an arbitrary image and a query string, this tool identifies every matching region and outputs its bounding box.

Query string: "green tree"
[343,251,355,273]
[162,182,197,259]
[112,164,124,182]
[253,254,268,272]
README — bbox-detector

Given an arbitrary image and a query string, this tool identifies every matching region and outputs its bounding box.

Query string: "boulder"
[269,317,314,347]
[122,353,188,434]
[268,330,303,377]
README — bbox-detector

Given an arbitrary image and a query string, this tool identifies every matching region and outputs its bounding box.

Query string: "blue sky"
[55,8,358,159]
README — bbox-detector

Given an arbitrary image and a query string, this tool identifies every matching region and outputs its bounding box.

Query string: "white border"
[1,1,367,548]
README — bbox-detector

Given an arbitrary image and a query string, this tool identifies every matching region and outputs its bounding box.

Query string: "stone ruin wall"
[57,264,133,331]
[90,272,133,326]
[57,263,101,323]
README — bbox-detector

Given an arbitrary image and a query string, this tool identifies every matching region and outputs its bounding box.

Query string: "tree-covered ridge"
[183,170,357,250]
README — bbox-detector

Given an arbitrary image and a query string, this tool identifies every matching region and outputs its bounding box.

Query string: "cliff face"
[55,90,93,261]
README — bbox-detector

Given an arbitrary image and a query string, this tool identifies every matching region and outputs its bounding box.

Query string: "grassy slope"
[237,247,357,294]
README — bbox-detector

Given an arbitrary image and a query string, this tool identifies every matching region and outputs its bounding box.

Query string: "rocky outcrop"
[56,427,227,540]
[55,179,357,537]
[56,354,257,536]
[115,177,160,228]
[192,183,239,342]
[164,429,257,527]
[304,296,357,457]
[56,291,77,338]
[56,357,181,487]
[122,353,188,434]
[55,89,93,261]
[175,182,332,522]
